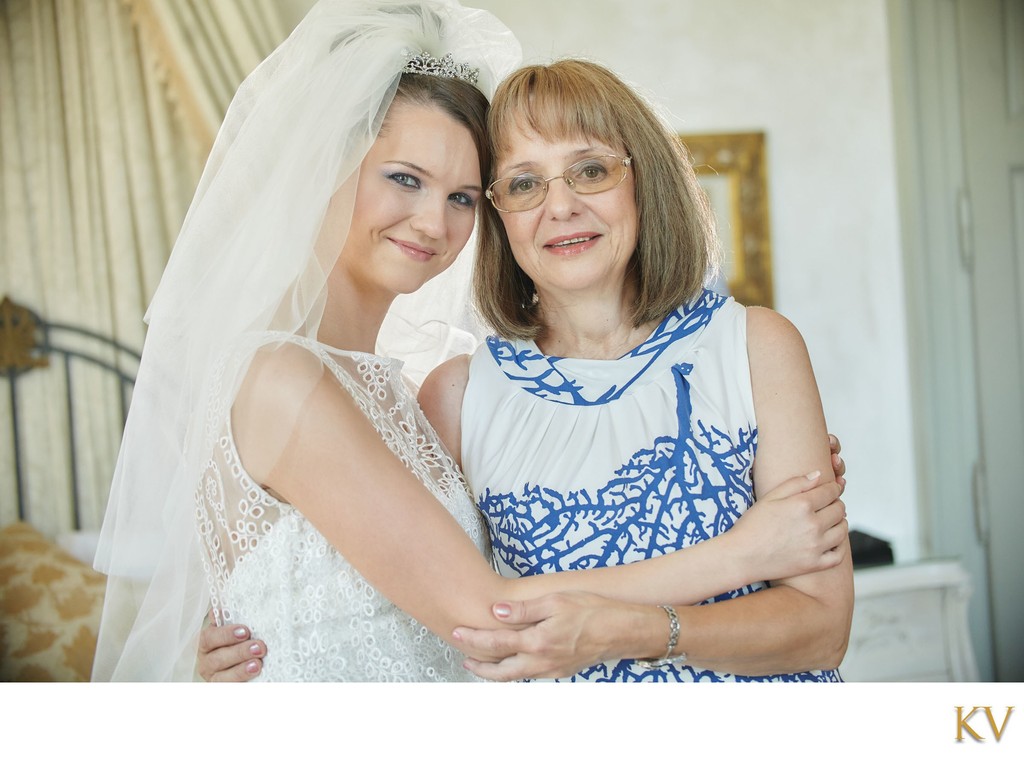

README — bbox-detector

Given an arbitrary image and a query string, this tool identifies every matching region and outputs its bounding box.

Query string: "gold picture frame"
[680,132,774,308]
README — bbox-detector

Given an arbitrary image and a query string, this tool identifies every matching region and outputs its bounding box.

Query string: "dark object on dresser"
[849,529,895,569]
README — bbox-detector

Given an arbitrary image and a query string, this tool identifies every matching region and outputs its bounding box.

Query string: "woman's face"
[336,101,482,298]
[493,128,638,304]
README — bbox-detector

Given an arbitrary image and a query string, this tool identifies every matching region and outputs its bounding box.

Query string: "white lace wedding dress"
[195,335,486,681]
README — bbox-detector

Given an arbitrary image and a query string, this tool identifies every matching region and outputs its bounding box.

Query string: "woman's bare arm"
[649,307,853,675]
[678,306,853,673]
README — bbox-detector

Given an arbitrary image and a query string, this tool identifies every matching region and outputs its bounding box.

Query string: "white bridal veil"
[92,0,521,681]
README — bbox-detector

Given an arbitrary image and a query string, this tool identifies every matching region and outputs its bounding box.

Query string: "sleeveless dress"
[461,290,842,682]
[195,335,486,682]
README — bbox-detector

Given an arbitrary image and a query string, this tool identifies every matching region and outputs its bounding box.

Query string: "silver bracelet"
[636,605,686,669]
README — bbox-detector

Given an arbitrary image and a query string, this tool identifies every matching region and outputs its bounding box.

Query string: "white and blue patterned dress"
[461,290,841,682]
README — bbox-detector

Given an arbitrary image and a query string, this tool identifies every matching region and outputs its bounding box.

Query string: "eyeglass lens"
[488,155,629,212]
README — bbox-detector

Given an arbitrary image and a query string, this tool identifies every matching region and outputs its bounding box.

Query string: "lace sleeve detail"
[194,338,296,626]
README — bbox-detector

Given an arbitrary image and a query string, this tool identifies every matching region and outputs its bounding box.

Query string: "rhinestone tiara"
[402,51,479,86]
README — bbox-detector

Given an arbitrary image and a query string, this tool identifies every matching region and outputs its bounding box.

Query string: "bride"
[93,0,848,682]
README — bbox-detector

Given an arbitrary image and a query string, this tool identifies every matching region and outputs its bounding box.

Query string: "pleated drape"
[0,0,288,536]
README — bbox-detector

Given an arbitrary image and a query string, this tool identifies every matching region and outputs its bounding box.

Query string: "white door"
[957,0,1024,681]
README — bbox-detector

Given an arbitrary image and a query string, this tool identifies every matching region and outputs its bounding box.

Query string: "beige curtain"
[125,0,289,156]
[0,0,288,536]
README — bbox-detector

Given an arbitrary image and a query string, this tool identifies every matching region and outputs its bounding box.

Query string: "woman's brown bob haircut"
[475,59,719,340]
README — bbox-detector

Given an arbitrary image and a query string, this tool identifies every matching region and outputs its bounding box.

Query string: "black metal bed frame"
[0,295,140,530]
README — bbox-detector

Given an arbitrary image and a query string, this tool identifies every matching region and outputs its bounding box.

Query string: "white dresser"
[839,559,979,682]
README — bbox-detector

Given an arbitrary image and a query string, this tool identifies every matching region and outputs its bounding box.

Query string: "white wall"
[283,0,922,560]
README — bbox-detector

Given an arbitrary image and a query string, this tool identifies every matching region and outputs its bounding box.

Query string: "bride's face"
[334,100,482,298]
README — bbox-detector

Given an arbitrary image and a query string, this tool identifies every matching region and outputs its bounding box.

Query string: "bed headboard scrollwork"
[1,296,140,531]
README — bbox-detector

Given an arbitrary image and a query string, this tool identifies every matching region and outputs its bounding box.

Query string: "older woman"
[422,59,853,682]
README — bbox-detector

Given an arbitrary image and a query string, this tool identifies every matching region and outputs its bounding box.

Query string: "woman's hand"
[452,592,648,681]
[197,616,265,682]
[730,471,848,585]
[828,433,847,493]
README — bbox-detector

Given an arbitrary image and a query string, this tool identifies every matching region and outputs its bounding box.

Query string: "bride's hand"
[451,592,641,681]
[196,615,265,682]
[731,471,848,584]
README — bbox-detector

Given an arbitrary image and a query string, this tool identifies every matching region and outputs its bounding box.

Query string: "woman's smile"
[388,236,439,262]
[543,231,602,257]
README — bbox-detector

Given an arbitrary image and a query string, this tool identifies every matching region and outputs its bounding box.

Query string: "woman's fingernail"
[249,643,262,656]
[451,630,462,641]
[233,627,249,639]
[805,470,821,481]
[494,603,512,618]
[245,660,260,674]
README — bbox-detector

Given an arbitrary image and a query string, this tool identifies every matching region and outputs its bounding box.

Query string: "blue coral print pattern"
[478,294,842,682]
[480,366,756,576]
[485,290,725,405]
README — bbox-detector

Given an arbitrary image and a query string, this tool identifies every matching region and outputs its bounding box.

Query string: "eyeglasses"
[485,154,632,213]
